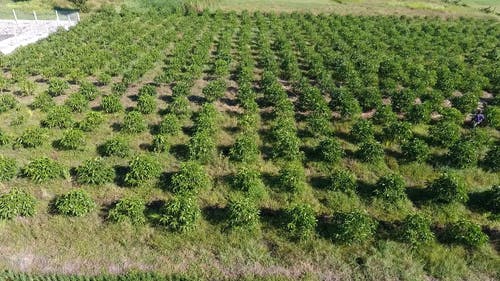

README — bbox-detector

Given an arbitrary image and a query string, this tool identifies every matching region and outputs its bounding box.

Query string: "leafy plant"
[15,128,48,148]
[75,158,115,185]
[350,119,374,143]
[451,93,479,114]
[0,94,18,113]
[0,188,36,220]
[0,156,17,181]
[31,92,55,112]
[374,173,407,203]
[447,139,479,168]
[77,111,105,132]
[64,93,89,112]
[202,79,226,102]
[170,161,211,195]
[317,137,344,163]
[138,84,157,97]
[99,137,130,158]
[328,169,357,193]
[188,130,216,163]
[381,121,413,144]
[54,189,95,217]
[124,154,161,186]
[227,197,260,231]
[47,78,69,96]
[137,94,157,114]
[159,196,200,232]
[401,138,430,163]
[278,161,306,194]
[233,166,266,198]
[122,111,147,134]
[483,144,500,172]
[484,106,500,129]
[284,203,317,240]
[429,121,461,147]
[330,212,378,244]
[151,134,170,153]
[357,140,385,163]
[0,129,10,146]
[230,132,260,163]
[399,214,434,246]
[158,114,181,135]
[79,81,99,100]
[444,220,488,248]
[108,197,146,225]
[22,157,67,183]
[391,89,416,113]
[55,129,85,150]
[373,105,398,125]
[428,173,468,204]
[101,94,123,113]
[41,106,74,128]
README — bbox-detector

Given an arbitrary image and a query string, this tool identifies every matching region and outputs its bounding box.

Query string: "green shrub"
[230,132,260,163]
[170,161,211,195]
[108,197,146,225]
[483,185,499,214]
[483,144,500,172]
[76,158,115,185]
[194,103,219,134]
[0,156,17,181]
[329,89,361,119]
[0,129,10,146]
[439,107,463,124]
[328,169,357,193]
[357,140,385,163]
[138,84,157,97]
[202,79,226,102]
[18,79,35,96]
[97,72,111,85]
[101,94,123,113]
[355,87,382,111]
[79,81,99,100]
[99,137,130,157]
[47,78,69,96]
[307,110,331,136]
[428,173,468,204]
[407,103,431,124]
[77,111,105,132]
[373,105,398,125]
[278,161,306,194]
[444,220,488,248]
[484,106,500,129]
[15,128,48,148]
[429,121,461,147]
[159,196,200,232]
[399,214,434,246]
[112,82,127,95]
[64,93,88,112]
[31,92,55,112]
[233,166,266,198]
[158,114,181,135]
[0,188,36,219]
[451,93,479,114]
[22,157,67,183]
[374,173,407,203]
[0,94,18,113]
[284,203,317,240]
[188,130,216,163]
[172,81,191,97]
[447,139,479,168]
[227,197,260,231]
[381,121,413,144]
[318,137,344,163]
[122,111,147,134]
[54,189,95,217]
[391,89,416,113]
[330,212,378,244]
[137,94,157,114]
[124,154,161,186]
[350,119,374,143]
[55,129,85,150]
[169,95,190,119]
[401,138,430,163]
[41,106,74,128]
[151,134,170,153]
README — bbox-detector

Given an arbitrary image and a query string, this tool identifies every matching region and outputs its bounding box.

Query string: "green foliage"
[47,78,69,96]
[373,105,398,125]
[202,79,226,102]
[169,95,190,119]
[284,203,317,240]
[0,94,18,113]
[401,138,430,163]
[170,161,211,195]
[355,87,382,111]
[0,129,10,146]
[151,134,170,153]
[439,107,463,124]
[350,119,374,143]
[451,93,479,114]
[122,111,147,134]
[407,103,431,124]
[381,121,413,144]
[55,129,85,150]
[79,81,99,100]
[99,136,130,158]
[41,106,74,128]
[0,156,17,181]
[65,93,89,112]
[483,144,500,172]
[194,103,219,134]
[357,140,385,163]
[233,166,265,198]
[444,220,488,248]
[230,132,260,163]
[374,173,407,203]
[429,121,461,147]
[77,111,105,132]
[391,90,416,113]
[158,114,181,135]
[137,94,157,114]
[159,196,200,232]
[138,84,157,97]
[428,173,468,204]
[484,106,500,129]
[188,130,216,163]
[318,137,344,163]
[330,212,378,244]
[227,197,260,231]
[31,92,55,112]
[328,169,357,193]
[0,188,36,220]
[22,157,67,183]
[54,189,95,217]
[101,94,123,113]
[399,214,435,246]
[278,161,306,194]
[483,185,499,214]
[124,154,161,186]
[15,128,48,148]
[447,139,478,168]
[329,88,361,119]
[108,197,146,225]
[76,158,115,185]
[112,82,127,95]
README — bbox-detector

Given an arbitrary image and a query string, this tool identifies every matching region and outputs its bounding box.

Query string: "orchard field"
[0,6,499,281]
